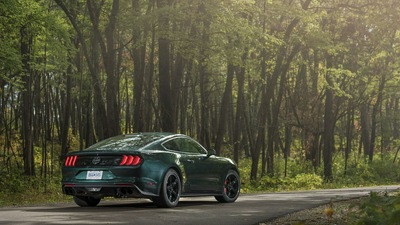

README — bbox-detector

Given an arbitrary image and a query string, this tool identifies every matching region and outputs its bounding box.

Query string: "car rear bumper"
[62,183,158,199]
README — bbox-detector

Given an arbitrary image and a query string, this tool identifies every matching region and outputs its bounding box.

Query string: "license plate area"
[86,171,103,180]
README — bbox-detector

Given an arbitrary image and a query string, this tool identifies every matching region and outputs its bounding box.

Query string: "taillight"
[65,155,78,166]
[120,155,141,166]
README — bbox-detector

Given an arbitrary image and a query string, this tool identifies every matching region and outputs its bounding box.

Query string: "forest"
[1,0,400,198]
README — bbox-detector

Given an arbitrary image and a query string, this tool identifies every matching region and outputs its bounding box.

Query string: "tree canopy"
[1,0,400,181]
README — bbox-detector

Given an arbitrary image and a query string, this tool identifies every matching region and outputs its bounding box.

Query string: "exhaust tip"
[117,187,135,197]
[64,187,75,195]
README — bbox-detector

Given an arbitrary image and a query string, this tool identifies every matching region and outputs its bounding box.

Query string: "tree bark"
[20,25,35,176]
[344,106,354,175]
[215,63,234,155]
[198,3,211,149]
[132,0,144,132]
[157,0,175,132]
[61,68,72,157]
[323,53,334,182]
[233,63,246,164]
[144,13,156,132]
[360,102,370,156]
[369,70,386,161]
[87,0,120,137]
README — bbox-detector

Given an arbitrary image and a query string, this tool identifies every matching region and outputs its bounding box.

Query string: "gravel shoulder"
[260,197,364,225]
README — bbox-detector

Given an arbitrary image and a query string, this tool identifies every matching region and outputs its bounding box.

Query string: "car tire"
[215,170,240,203]
[153,169,181,208]
[73,196,101,207]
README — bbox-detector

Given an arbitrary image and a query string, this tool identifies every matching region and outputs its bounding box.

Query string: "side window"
[181,139,207,154]
[163,139,180,151]
[163,137,207,155]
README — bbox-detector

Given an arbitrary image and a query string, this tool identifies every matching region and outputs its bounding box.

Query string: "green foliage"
[253,173,323,192]
[1,0,400,209]
[0,0,22,80]
[0,172,69,206]
[0,132,67,206]
[239,152,400,193]
[239,157,323,192]
[332,154,400,187]
[287,173,324,190]
[350,192,400,225]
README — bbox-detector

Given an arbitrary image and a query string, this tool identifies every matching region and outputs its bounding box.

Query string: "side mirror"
[207,149,216,156]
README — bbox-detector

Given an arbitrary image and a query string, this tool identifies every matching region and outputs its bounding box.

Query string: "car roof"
[83,132,188,151]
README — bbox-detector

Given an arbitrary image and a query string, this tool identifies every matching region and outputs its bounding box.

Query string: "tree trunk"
[369,71,386,161]
[233,63,246,164]
[360,102,370,156]
[344,106,354,175]
[266,44,300,176]
[87,0,120,137]
[157,0,175,132]
[55,0,108,141]
[394,98,400,139]
[323,53,334,182]
[171,53,184,133]
[20,25,35,176]
[215,63,234,155]
[252,16,301,180]
[61,68,72,157]
[198,3,211,149]
[145,17,156,132]
[132,0,144,132]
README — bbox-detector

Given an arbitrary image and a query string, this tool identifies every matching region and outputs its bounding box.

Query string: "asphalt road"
[0,185,399,225]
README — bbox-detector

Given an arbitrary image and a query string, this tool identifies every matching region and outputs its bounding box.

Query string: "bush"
[287,173,323,190]
[351,192,400,225]
[243,172,323,192]
[239,152,400,193]
[0,172,68,206]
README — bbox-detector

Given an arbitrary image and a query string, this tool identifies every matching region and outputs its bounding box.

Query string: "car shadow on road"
[23,199,220,213]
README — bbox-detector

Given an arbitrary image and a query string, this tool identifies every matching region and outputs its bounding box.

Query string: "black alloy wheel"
[215,170,240,203]
[153,169,181,208]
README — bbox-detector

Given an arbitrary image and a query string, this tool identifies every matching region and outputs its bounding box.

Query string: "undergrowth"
[239,152,400,193]
[237,152,400,224]
[0,173,69,207]
[350,191,400,225]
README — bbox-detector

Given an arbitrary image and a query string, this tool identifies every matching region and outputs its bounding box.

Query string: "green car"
[62,132,240,208]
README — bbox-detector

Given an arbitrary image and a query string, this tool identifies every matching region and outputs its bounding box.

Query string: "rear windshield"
[85,134,165,151]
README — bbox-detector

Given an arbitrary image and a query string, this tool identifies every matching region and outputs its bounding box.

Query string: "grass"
[354,191,400,225]
[0,174,70,207]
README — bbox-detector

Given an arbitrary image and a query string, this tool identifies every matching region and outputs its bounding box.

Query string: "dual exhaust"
[117,187,135,197]
[63,186,137,197]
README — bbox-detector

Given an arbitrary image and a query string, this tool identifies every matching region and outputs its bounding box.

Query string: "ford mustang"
[62,132,240,208]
